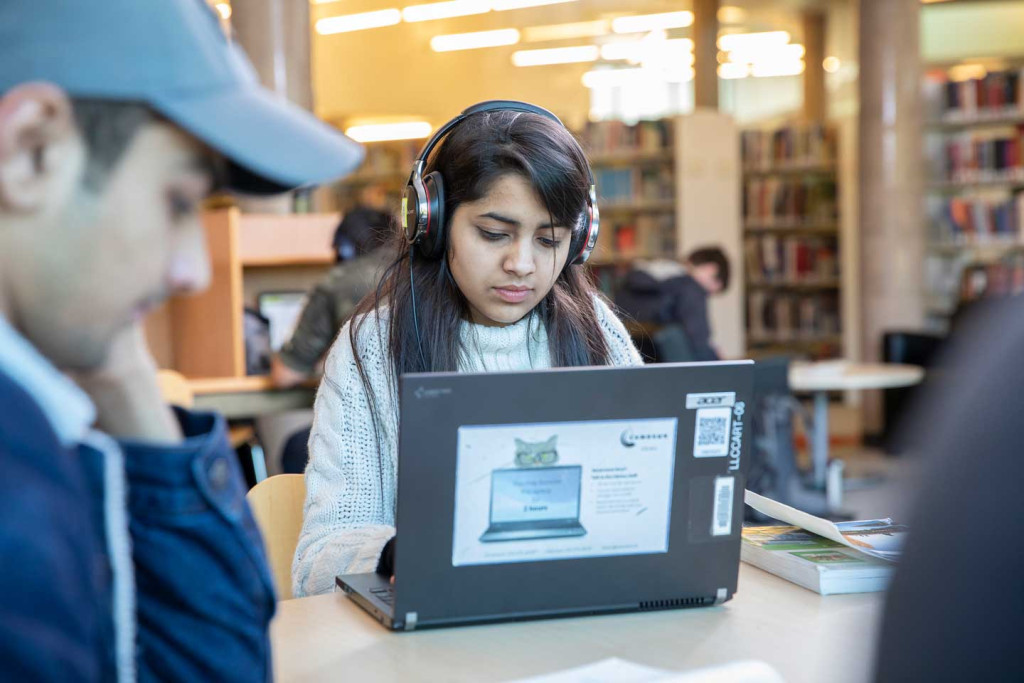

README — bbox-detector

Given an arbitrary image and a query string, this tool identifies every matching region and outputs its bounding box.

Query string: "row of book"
[608,215,676,260]
[740,124,837,171]
[927,192,1024,242]
[743,177,838,227]
[594,167,674,205]
[960,256,1024,301]
[924,68,1024,121]
[580,119,673,155]
[744,235,839,284]
[926,126,1024,182]
[747,291,840,343]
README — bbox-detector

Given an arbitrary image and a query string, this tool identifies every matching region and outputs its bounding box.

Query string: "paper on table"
[744,490,905,562]
[507,658,785,683]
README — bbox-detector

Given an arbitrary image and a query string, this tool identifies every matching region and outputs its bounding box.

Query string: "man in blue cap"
[0,1,364,680]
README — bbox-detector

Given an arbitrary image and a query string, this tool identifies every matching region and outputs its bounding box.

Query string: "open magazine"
[744,490,906,562]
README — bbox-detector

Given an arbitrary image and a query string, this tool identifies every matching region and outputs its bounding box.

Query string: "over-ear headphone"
[402,100,600,266]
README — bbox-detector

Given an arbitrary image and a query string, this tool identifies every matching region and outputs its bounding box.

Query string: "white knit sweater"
[292,296,643,597]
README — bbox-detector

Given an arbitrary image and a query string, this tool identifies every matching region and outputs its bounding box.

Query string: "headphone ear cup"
[419,171,447,260]
[568,203,598,266]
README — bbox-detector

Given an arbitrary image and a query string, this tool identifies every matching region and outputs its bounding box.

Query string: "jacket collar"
[0,315,96,446]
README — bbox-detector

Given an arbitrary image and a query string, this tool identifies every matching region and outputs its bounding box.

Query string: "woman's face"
[447,173,573,327]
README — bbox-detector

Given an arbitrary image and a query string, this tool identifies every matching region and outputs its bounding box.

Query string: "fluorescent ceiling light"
[718,63,750,79]
[751,60,805,78]
[582,68,645,89]
[523,20,610,42]
[316,9,401,35]
[345,121,433,143]
[718,31,790,52]
[493,0,577,10]
[431,28,520,51]
[600,37,693,65]
[512,45,598,66]
[611,11,694,34]
[402,0,490,22]
[727,43,805,64]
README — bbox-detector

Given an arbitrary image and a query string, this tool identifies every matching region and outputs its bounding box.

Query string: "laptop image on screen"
[479,466,587,543]
[336,360,753,631]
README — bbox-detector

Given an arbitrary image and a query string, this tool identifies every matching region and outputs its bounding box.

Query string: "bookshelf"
[740,124,842,360]
[922,62,1024,327]
[144,209,338,379]
[581,114,744,359]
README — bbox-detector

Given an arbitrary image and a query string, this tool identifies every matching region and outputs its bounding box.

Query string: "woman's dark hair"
[348,109,611,432]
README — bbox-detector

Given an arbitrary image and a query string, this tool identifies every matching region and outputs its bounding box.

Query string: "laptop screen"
[257,291,307,352]
[489,466,581,524]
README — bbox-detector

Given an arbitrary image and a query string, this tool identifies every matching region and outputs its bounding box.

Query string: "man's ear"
[0,82,79,212]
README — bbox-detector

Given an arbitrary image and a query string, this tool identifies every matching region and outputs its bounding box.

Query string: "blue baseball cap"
[0,0,364,192]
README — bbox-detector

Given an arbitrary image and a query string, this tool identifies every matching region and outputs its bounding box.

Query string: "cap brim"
[152,86,364,194]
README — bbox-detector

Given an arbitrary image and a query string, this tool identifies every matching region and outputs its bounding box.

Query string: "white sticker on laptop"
[451,418,678,567]
[711,476,735,536]
[693,407,731,457]
[685,392,736,410]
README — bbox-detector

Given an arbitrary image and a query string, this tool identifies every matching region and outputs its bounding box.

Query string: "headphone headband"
[402,100,599,266]
[408,100,565,182]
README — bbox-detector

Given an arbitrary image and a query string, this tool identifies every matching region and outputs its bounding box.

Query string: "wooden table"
[189,376,317,420]
[788,362,924,506]
[270,565,883,683]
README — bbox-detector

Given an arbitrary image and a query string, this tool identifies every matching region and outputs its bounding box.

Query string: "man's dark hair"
[688,246,730,290]
[71,99,153,191]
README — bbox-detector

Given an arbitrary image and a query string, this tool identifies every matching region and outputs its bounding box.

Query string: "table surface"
[270,565,883,683]
[789,361,924,392]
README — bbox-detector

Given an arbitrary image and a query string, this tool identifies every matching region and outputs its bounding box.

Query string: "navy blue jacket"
[0,368,276,680]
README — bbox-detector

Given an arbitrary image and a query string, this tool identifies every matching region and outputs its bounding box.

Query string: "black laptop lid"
[392,361,753,626]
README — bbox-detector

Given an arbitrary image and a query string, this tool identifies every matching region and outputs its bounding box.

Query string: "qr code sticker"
[693,407,731,457]
[712,476,735,536]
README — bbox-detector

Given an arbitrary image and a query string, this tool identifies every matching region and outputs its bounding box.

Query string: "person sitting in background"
[270,183,392,389]
[270,185,392,473]
[615,246,730,361]
[0,0,361,679]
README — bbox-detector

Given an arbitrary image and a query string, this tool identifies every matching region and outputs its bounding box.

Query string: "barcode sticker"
[693,407,731,457]
[711,476,735,536]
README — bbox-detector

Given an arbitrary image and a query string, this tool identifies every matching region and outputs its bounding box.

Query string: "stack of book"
[742,491,904,596]
[741,526,894,595]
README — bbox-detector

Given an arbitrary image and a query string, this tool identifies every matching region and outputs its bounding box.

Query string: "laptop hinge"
[404,611,418,631]
[713,588,728,605]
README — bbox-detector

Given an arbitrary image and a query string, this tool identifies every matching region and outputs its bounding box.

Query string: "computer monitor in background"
[257,291,308,352]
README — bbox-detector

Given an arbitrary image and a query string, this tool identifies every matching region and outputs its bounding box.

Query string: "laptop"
[479,465,587,543]
[337,361,753,631]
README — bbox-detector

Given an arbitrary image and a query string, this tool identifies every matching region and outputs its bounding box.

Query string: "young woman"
[293,102,643,597]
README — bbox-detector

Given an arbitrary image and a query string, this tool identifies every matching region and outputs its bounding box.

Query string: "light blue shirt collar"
[0,315,96,447]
